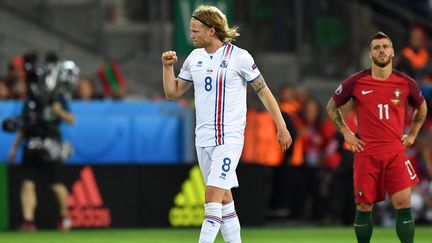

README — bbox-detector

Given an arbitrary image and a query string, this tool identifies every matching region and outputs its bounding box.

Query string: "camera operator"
[7,52,76,232]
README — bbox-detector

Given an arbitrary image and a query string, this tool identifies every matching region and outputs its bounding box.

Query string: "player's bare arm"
[402,100,428,147]
[326,98,346,131]
[8,129,23,164]
[250,75,292,151]
[250,75,267,95]
[326,98,365,152]
[52,102,75,125]
[161,51,192,100]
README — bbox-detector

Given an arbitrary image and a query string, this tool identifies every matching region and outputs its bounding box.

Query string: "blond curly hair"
[192,5,239,42]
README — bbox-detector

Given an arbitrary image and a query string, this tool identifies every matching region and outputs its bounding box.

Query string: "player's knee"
[51,183,67,193]
[222,191,233,204]
[222,198,233,205]
[22,180,35,191]
[357,203,373,212]
[393,198,411,209]
[205,186,225,203]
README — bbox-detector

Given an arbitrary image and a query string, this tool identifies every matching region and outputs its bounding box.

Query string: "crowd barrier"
[0,100,194,164]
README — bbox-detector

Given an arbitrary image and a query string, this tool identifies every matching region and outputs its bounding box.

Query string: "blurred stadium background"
[0,0,432,242]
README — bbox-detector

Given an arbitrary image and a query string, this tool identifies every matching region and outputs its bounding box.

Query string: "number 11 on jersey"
[378,103,389,120]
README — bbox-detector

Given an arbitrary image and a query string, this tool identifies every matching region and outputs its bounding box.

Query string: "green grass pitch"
[0,226,431,243]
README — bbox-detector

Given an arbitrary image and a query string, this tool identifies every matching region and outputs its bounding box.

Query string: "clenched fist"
[162,51,178,66]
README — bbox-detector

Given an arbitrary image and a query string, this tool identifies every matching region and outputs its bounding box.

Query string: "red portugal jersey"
[332,69,424,154]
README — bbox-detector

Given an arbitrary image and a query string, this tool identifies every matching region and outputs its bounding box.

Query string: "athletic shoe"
[18,221,37,232]
[57,217,72,232]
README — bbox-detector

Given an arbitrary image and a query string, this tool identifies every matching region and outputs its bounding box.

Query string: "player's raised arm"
[161,50,192,100]
[250,75,292,151]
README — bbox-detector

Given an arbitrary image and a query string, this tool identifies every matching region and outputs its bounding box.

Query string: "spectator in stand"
[242,91,296,219]
[322,100,357,225]
[97,62,127,100]
[410,131,432,222]
[397,25,432,99]
[10,78,27,100]
[267,84,303,219]
[295,97,326,221]
[0,79,11,100]
[73,78,100,100]
[279,83,301,118]
[242,92,285,168]
[278,84,303,167]
[4,56,27,100]
[4,56,26,87]
[296,86,310,106]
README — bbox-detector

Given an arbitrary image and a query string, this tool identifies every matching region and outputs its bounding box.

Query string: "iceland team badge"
[220,60,227,68]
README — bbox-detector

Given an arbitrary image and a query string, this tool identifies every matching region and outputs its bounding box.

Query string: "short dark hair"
[369,31,392,46]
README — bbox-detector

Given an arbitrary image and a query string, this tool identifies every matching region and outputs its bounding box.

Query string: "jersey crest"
[391,88,402,105]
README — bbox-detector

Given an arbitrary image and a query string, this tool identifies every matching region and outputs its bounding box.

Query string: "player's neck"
[204,40,224,54]
[371,64,392,80]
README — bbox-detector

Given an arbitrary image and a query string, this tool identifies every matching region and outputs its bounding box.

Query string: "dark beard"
[372,56,391,68]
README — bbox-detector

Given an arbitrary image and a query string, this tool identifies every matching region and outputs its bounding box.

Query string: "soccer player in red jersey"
[326,32,428,243]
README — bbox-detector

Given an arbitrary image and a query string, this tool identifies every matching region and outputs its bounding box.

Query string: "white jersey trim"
[246,73,261,83]
[178,76,193,82]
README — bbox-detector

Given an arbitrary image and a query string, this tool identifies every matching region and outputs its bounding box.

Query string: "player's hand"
[401,134,415,147]
[277,128,292,152]
[51,102,64,115]
[343,129,365,153]
[162,51,178,67]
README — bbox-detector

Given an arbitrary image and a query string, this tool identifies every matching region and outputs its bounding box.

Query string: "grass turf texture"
[0,227,431,243]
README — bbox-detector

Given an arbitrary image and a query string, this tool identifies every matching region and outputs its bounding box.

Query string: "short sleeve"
[178,54,193,82]
[238,51,261,82]
[60,96,70,112]
[407,78,425,107]
[332,73,360,107]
